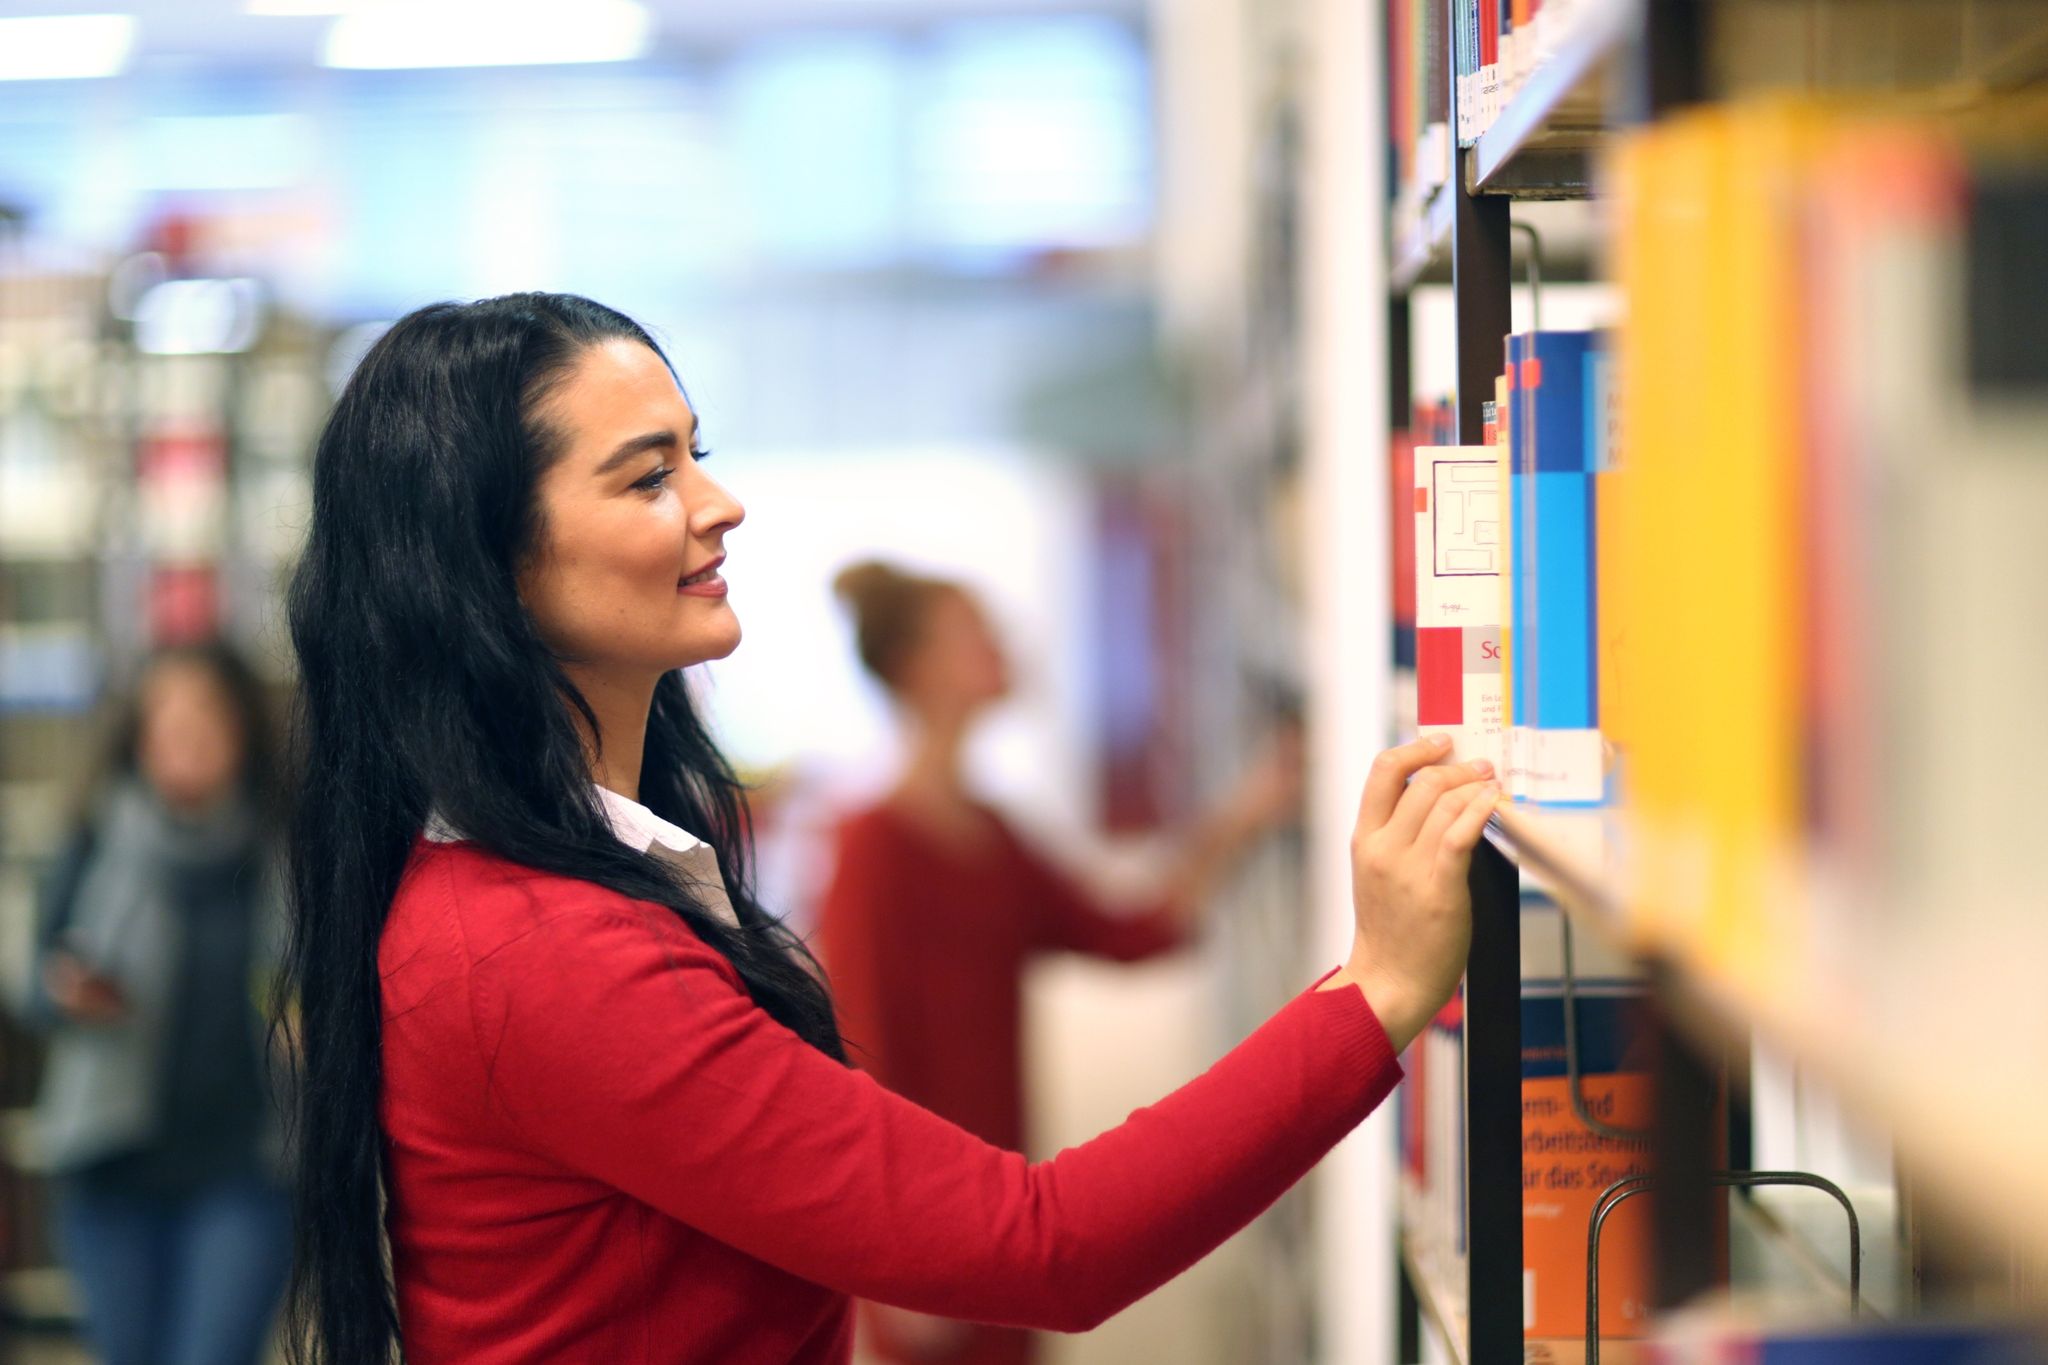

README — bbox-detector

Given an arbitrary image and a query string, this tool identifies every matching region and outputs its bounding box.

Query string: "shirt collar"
[592,783,711,860]
[422,785,737,928]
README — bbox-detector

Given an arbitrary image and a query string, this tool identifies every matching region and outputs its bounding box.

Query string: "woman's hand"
[1319,734,1497,1051]
[43,951,130,1026]
[1218,721,1306,839]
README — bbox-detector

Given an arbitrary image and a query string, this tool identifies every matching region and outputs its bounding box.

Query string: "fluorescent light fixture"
[0,14,136,81]
[322,0,651,70]
[245,1,353,14]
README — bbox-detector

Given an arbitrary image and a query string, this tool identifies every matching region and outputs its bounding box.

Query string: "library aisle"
[0,1,2044,1364]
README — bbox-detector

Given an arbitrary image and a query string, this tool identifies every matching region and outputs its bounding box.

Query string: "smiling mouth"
[679,555,726,590]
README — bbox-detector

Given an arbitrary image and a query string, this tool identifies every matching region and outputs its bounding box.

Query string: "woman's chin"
[676,617,742,668]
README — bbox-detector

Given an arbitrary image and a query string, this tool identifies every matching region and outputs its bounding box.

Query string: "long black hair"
[279,292,843,1365]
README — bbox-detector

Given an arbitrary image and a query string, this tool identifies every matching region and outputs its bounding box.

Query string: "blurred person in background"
[821,560,1301,1365]
[283,291,1491,1365]
[26,642,291,1365]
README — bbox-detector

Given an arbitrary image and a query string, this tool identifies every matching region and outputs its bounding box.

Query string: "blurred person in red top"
[819,561,1301,1365]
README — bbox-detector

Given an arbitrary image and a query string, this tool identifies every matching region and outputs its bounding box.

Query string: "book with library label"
[1414,444,1506,772]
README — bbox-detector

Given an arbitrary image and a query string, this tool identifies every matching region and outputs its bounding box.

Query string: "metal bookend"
[1584,1170,1863,1364]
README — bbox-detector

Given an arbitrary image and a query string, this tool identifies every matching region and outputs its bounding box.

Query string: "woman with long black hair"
[280,291,1498,1365]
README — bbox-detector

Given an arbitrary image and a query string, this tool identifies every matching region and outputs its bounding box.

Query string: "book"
[1456,0,1481,144]
[1648,1314,2039,1362]
[1392,430,1418,670]
[1520,901,1655,1342]
[1609,104,1824,959]
[1805,124,2048,994]
[1420,0,1450,188]
[1414,444,1506,772]
[1496,362,1521,797]
[1509,329,1605,805]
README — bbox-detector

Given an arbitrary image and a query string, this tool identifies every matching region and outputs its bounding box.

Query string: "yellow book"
[1611,102,1829,969]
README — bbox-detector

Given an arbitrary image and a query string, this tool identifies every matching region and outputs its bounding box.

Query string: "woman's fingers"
[1437,778,1501,861]
[1384,756,1493,847]
[1357,734,1455,831]
[1417,776,1490,851]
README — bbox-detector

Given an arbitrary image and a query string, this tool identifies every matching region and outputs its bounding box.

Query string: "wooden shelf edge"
[1484,803,1631,938]
[1471,0,1638,196]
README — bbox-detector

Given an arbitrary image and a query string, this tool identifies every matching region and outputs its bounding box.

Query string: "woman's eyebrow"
[593,421,696,477]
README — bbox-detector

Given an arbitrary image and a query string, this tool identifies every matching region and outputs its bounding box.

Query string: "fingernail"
[1469,759,1494,776]
[1430,733,1453,749]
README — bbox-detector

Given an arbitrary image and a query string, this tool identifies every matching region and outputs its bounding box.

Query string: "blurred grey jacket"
[26,782,290,1178]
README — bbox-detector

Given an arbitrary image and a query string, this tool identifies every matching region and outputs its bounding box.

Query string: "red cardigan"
[378,836,1402,1365]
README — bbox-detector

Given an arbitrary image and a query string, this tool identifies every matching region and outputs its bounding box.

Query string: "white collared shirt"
[423,785,739,928]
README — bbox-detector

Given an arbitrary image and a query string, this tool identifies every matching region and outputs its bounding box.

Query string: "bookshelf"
[0,225,327,1338]
[1381,0,2048,1359]
[1466,0,1633,195]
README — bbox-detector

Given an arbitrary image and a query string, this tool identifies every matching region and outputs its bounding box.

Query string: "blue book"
[1509,329,1605,804]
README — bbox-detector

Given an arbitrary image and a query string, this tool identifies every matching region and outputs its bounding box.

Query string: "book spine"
[1456,0,1479,144]
[1423,0,1449,161]
[1479,0,1500,136]
[1498,0,1515,114]
[1520,978,1654,1338]
[1393,431,1418,670]
[1506,335,1533,798]
[1520,331,1604,804]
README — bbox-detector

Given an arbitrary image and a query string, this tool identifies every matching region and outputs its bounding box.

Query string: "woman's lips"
[679,556,727,597]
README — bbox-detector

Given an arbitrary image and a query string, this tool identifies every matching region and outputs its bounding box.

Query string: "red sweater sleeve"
[463,886,1401,1333]
[1014,833,1184,964]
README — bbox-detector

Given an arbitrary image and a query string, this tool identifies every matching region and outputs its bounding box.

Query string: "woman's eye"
[633,465,675,493]
[690,446,712,463]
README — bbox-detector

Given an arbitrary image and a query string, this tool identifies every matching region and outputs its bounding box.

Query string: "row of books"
[1396,98,2048,958]
[1407,324,1611,804]
[1385,0,1451,217]
[1608,99,2048,978]
[1386,0,1603,211]
[1647,1315,2038,1363]
[1393,95,2047,1350]
[1453,0,1590,145]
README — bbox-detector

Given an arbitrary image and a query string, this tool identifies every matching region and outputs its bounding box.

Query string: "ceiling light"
[0,14,136,81]
[321,0,651,70]
[245,1,353,14]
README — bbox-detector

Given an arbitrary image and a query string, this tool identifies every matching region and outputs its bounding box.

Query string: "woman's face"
[139,660,245,811]
[898,589,1011,715]
[518,338,744,682]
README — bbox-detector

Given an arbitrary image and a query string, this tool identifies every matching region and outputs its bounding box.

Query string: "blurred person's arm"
[25,825,128,1029]
[1154,724,1304,924]
[1030,728,1304,960]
